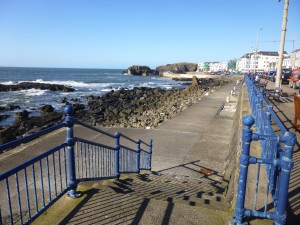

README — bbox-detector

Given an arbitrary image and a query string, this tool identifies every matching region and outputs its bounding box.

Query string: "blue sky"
[0,0,299,69]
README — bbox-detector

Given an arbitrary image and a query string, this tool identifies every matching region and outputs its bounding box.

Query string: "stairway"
[54,171,232,225]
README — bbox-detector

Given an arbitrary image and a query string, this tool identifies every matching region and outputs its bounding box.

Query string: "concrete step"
[80,172,229,212]
[32,174,274,225]
[33,182,232,225]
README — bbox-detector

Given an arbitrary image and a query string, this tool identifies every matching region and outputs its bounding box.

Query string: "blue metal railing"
[231,75,296,225]
[0,105,152,225]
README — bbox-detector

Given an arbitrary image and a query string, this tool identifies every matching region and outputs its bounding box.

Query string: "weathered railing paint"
[231,75,296,225]
[0,105,152,225]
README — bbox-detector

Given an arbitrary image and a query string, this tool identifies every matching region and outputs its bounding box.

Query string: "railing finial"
[64,105,73,116]
[242,115,255,128]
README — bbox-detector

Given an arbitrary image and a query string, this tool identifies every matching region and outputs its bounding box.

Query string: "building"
[209,62,228,72]
[290,48,300,68]
[197,62,228,72]
[282,56,291,69]
[237,51,288,73]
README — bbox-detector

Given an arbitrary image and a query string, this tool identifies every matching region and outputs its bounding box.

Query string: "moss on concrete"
[31,185,90,225]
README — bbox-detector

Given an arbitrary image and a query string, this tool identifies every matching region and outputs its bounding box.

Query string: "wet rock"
[0,82,75,92]
[0,105,21,111]
[0,127,16,145]
[40,105,55,113]
[14,110,29,121]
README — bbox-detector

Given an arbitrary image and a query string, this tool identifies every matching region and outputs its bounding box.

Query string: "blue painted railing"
[0,105,152,225]
[231,75,296,225]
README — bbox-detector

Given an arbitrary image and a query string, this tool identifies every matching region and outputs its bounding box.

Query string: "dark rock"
[0,127,16,145]
[14,110,29,121]
[40,104,55,113]
[127,65,155,76]
[188,76,200,91]
[0,104,21,111]
[0,82,75,92]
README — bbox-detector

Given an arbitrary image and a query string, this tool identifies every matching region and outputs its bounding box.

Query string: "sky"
[0,0,299,69]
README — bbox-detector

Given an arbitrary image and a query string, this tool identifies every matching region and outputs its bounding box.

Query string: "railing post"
[136,139,141,173]
[64,105,81,198]
[266,105,273,133]
[274,132,296,225]
[149,139,153,170]
[232,115,255,225]
[114,132,120,178]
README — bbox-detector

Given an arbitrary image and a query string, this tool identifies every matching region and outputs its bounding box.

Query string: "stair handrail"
[0,105,153,225]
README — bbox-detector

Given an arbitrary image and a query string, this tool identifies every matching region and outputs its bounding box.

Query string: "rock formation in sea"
[0,82,75,92]
[126,65,155,76]
[156,62,197,76]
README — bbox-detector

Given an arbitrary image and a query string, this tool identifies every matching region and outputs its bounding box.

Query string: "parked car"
[281,69,292,84]
[268,70,276,82]
[268,69,291,84]
[289,68,300,89]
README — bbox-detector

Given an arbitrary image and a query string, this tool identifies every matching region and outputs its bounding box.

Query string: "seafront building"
[236,51,289,73]
[197,61,228,72]
[290,47,300,68]
[236,48,300,73]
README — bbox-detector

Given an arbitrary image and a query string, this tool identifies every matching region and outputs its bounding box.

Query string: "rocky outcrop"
[127,65,155,76]
[156,62,197,76]
[188,76,200,91]
[0,82,75,92]
[0,111,64,145]
[80,78,228,128]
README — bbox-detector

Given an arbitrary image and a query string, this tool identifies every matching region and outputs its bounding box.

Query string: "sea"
[0,67,185,127]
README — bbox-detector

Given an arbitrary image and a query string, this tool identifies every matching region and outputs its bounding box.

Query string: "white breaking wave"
[1,79,118,88]
[18,89,48,96]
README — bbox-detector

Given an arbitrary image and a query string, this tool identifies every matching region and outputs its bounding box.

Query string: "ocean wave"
[18,89,48,96]
[1,79,121,89]
[0,81,18,85]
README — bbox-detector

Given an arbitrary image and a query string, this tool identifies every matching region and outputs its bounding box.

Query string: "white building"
[290,48,300,68]
[197,62,228,72]
[209,62,228,72]
[282,56,291,69]
[237,51,288,72]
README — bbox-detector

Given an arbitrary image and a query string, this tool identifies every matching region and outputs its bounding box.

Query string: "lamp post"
[254,28,263,75]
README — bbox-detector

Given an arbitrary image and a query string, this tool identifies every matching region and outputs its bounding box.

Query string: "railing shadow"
[157,160,224,187]
[57,161,227,224]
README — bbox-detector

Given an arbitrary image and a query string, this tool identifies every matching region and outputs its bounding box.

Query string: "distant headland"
[123,62,198,77]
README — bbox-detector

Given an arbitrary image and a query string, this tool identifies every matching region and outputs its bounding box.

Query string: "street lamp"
[254,28,263,75]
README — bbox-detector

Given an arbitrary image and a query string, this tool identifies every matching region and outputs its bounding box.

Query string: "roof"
[241,51,288,58]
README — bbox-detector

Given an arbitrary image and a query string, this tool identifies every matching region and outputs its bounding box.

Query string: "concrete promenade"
[1,77,300,224]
